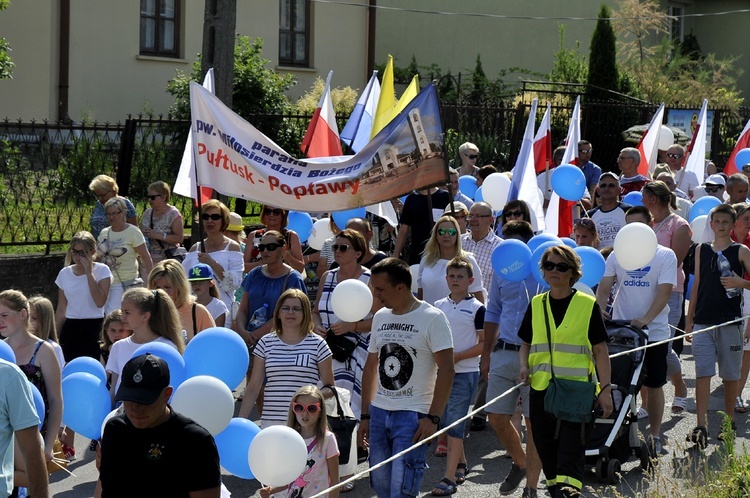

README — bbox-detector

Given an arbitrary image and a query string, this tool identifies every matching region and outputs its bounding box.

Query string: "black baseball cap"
[115,353,170,405]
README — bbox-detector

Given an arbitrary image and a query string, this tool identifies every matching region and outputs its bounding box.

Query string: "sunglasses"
[599,183,618,189]
[705,186,723,193]
[578,149,592,154]
[263,208,284,216]
[332,243,350,253]
[542,261,572,272]
[201,213,222,221]
[504,210,523,217]
[666,153,683,159]
[70,249,88,257]
[146,194,162,200]
[437,228,457,236]
[258,242,282,252]
[574,218,596,228]
[293,402,321,415]
[467,154,478,159]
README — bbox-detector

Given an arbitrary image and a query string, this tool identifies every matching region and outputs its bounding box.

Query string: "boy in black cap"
[95,354,221,497]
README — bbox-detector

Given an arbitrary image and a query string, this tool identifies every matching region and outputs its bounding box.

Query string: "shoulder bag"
[324,385,358,464]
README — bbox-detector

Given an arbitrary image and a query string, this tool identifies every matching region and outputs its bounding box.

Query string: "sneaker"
[499,464,526,495]
[470,416,487,431]
[89,439,99,451]
[647,435,662,457]
[687,426,708,449]
[62,443,76,461]
[636,407,648,420]
[736,396,748,413]
[521,487,538,498]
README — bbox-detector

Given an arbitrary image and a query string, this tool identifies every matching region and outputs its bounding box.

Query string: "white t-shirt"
[204,297,229,323]
[674,168,700,196]
[55,263,113,318]
[604,244,677,341]
[434,296,485,373]
[106,336,179,394]
[588,203,631,249]
[368,302,453,413]
[417,253,484,305]
[48,340,65,371]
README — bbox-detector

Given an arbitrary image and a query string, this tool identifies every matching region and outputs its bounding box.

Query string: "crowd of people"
[4,139,750,498]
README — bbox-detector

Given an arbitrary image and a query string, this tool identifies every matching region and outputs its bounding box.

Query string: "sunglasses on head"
[437,228,457,236]
[332,243,350,252]
[666,153,683,159]
[467,154,478,159]
[146,194,162,200]
[201,213,222,221]
[263,208,283,216]
[258,242,282,252]
[293,402,321,415]
[574,218,596,228]
[542,261,572,272]
[504,210,523,217]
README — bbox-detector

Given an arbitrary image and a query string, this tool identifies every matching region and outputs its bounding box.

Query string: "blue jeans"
[368,405,428,498]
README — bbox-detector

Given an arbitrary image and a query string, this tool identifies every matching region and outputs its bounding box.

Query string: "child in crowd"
[189,263,229,327]
[431,256,485,495]
[28,295,65,371]
[98,310,131,379]
[260,385,340,498]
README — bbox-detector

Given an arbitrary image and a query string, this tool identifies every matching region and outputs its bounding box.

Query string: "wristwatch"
[427,414,440,425]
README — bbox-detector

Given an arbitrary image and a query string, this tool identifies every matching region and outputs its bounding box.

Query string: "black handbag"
[325,385,358,464]
[325,329,357,362]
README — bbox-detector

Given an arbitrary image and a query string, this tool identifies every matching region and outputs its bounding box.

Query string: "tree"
[469,54,490,104]
[587,4,618,99]
[294,77,359,115]
[0,0,14,79]
[548,25,588,85]
[612,0,670,63]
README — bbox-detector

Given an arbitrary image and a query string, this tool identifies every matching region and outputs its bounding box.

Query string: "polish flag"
[510,98,545,232]
[301,70,343,158]
[545,96,580,237]
[724,117,750,176]
[533,103,552,174]
[683,99,708,183]
[635,103,665,177]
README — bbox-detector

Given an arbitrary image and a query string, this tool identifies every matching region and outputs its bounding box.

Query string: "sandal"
[687,425,708,449]
[434,441,448,457]
[455,463,468,484]
[636,407,648,420]
[736,396,748,414]
[671,396,688,415]
[340,482,355,493]
[431,478,458,496]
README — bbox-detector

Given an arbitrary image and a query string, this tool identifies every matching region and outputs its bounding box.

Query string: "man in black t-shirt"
[96,354,221,497]
[394,188,451,265]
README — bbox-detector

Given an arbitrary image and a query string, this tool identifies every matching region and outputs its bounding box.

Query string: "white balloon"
[249,426,308,487]
[307,218,334,251]
[613,223,657,271]
[690,215,708,243]
[331,278,373,322]
[409,264,420,294]
[658,125,675,151]
[572,282,595,297]
[170,375,234,435]
[481,173,512,212]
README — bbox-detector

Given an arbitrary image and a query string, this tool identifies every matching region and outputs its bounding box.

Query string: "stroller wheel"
[594,458,607,483]
[607,459,621,484]
[639,441,652,471]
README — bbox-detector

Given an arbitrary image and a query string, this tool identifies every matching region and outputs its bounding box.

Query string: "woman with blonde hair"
[148,259,215,344]
[238,289,335,427]
[418,215,484,306]
[88,174,137,239]
[28,296,65,371]
[573,218,601,249]
[140,180,185,264]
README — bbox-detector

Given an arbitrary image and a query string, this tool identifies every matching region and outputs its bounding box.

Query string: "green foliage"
[679,30,702,61]
[294,77,359,115]
[166,36,296,121]
[549,25,588,86]
[587,4,619,99]
[0,0,14,80]
[469,54,490,104]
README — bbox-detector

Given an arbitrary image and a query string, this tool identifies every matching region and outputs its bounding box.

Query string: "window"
[140,0,179,57]
[279,0,310,66]
[668,4,684,42]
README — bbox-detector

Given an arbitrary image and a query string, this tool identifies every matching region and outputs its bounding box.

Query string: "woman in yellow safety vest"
[518,245,612,498]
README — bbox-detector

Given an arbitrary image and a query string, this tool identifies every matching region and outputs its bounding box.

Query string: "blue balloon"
[622,191,643,207]
[132,342,186,391]
[528,233,562,254]
[0,340,15,363]
[332,207,367,230]
[184,327,249,390]
[62,356,107,385]
[689,196,722,223]
[575,246,606,288]
[736,148,750,169]
[562,237,578,248]
[214,417,261,478]
[530,241,563,288]
[29,382,45,430]
[551,164,586,201]
[61,372,111,440]
[286,211,314,243]
[474,186,484,202]
[399,195,408,205]
[458,175,478,200]
[491,240,532,282]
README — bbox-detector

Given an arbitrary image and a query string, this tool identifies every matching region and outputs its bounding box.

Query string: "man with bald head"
[617,147,649,196]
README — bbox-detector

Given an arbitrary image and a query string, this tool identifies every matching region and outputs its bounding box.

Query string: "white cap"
[704,174,726,186]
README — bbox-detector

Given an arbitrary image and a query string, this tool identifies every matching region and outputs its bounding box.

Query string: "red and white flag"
[533,103,552,174]
[724,117,750,176]
[510,99,545,232]
[635,103,665,177]
[684,99,708,183]
[545,96,580,237]
[301,70,343,158]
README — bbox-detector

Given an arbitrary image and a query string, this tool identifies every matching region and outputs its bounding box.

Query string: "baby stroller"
[584,320,649,484]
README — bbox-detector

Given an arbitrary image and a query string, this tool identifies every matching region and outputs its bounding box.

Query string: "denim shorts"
[442,371,479,438]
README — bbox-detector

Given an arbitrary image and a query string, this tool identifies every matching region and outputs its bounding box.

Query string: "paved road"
[50,342,748,497]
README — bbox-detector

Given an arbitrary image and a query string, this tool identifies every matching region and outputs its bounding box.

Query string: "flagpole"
[432,79,455,216]
[190,120,206,252]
